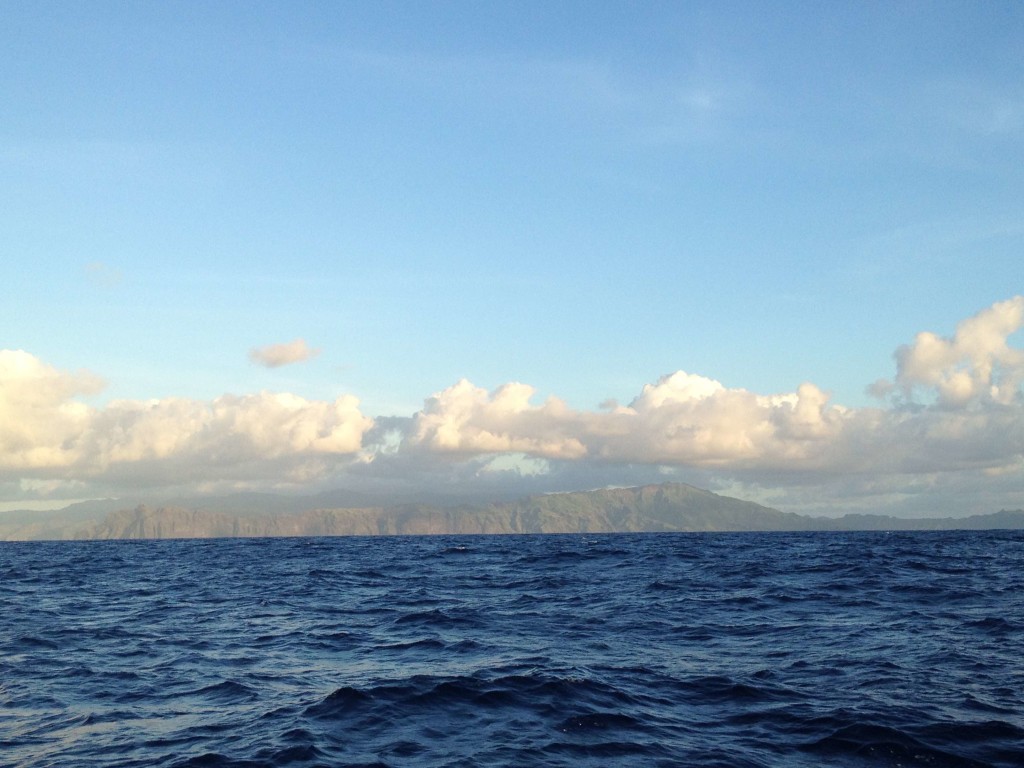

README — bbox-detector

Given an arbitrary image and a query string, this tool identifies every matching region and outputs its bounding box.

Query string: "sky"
[2,1,1024,517]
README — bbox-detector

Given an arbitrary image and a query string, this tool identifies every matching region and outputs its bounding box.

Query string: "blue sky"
[3,2,1023,515]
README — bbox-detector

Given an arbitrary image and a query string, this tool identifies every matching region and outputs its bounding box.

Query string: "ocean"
[2,530,1022,767]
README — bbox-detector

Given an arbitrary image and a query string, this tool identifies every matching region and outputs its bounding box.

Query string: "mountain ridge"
[0,482,1019,541]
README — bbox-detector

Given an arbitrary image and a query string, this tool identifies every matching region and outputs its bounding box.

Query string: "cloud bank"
[0,350,371,490]
[249,338,320,368]
[2,297,1023,514]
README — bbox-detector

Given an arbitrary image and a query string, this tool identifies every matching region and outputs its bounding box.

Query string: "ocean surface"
[2,531,1023,767]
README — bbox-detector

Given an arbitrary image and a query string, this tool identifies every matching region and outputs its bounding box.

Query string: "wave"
[4,530,1023,767]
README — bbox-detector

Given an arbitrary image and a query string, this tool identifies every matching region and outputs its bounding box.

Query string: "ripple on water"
[2,530,1023,767]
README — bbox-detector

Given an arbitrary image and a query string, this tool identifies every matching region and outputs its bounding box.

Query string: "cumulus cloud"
[397,298,1024,482]
[249,338,320,368]
[87,392,369,468]
[4,297,1024,514]
[0,350,106,471]
[892,295,1024,407]
[0,350,372,491]
[410,380,588,459]
[403,372,846,471]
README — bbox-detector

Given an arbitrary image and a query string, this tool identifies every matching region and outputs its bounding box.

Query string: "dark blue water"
[2,531,1023,767]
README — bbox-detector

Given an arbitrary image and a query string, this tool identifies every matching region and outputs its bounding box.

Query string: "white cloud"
[402,372,846,471]
[893,295,1024,406]
[0,350,372,490]
[87,392,369,467]
[0,350,105,471]
[397,298,1024,483]
[3,297,1023,514]
[409,379,588,459]
[249,338,320,368]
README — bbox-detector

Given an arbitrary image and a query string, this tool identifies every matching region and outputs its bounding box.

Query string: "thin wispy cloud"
[249,339,321,369]
[84,262,124,289]
[306,41,750,148]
